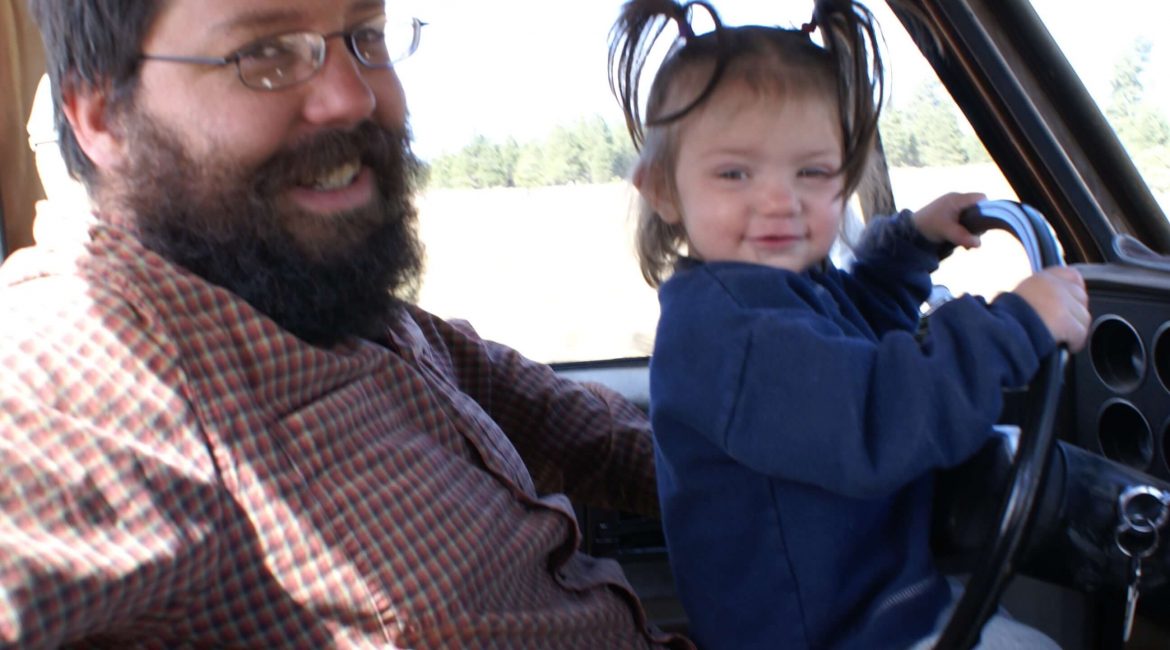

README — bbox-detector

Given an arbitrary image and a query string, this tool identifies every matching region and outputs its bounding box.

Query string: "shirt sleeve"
[401,306,659,516]
[840,211,945,336]
[651,269,1056,499]
[0,279,225,649]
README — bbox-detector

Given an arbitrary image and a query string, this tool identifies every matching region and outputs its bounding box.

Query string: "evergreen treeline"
[423,115,637,189]
[422,41,1168,193]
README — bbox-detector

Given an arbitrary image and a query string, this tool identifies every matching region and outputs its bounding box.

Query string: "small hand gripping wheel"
[933,200,1070,649]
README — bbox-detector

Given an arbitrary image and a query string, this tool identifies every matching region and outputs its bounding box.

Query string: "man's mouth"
[302,159,362,190]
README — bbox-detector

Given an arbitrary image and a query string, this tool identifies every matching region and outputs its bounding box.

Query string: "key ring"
[1117,485,1170,534]
[1115,524,1159,560]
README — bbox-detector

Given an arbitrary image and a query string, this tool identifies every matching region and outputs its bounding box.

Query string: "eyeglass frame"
[139,16,425,91]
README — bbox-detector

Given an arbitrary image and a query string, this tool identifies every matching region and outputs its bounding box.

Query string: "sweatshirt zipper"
[871,576,938,622]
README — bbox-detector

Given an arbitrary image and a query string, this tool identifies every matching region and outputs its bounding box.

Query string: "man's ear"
[60,82,127,172]
[632,161,682,224]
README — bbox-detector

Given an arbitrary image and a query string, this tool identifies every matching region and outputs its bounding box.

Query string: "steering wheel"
[933,200,1071,649]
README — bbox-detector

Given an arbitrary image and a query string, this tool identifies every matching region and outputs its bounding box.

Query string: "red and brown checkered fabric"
[0,218,691,649]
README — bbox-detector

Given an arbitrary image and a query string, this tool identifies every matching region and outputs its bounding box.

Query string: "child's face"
[657,85,846,272]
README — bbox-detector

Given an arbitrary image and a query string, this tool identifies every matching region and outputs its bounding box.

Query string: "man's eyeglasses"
[140,16,424,91]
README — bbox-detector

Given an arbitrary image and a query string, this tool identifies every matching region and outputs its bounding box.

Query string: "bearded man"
[0,1,691,648]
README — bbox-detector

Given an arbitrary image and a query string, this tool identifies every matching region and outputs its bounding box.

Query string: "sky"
[393,0,1170,163]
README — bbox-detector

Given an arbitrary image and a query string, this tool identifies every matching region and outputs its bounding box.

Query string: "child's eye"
[717,169,748,180]
[798,167,833,178]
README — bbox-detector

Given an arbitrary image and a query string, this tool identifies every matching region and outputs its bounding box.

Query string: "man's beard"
[111,116,424,347]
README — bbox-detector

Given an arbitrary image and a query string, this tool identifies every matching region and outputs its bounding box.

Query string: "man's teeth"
[309,161,361,190]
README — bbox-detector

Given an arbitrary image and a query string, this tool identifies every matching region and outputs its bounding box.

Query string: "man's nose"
[301,39,379,127]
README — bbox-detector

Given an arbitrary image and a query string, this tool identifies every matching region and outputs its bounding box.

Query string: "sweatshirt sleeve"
[651,267,1056,498]
[840,211,947,336]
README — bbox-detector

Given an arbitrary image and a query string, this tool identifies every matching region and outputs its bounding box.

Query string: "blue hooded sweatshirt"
[650,212,1055,649]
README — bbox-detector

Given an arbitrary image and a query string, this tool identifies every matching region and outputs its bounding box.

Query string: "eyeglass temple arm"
[140,53,233,66]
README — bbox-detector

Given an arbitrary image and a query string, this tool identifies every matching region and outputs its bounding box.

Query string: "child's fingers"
[1012,267,1092,351]
[1047,266,1086,292]
[951,226,981,249]
[949,191,988,207]
[1061,300,1091,352]
[1058,269,1091,351]
[912,192,988,245]
[934,214,981,248]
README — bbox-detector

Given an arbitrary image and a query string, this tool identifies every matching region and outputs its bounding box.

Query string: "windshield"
[1027,0,1170,218]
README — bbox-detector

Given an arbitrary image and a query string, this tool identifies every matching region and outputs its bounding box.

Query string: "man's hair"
[27,0,165,185]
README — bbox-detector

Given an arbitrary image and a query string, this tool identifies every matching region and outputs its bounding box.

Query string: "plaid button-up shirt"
[0,216,691,649]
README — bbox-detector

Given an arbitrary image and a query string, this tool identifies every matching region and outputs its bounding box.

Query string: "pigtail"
[812,0,885,197]
[610,0,679,150]
[608,0,724,151]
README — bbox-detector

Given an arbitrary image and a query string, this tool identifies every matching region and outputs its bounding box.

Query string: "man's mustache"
[253,121,407,196]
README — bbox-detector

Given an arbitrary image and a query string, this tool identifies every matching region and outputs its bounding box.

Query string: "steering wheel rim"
[933,201,1069,649]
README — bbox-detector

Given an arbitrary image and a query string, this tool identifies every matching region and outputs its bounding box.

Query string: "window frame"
[871,0,1170,263]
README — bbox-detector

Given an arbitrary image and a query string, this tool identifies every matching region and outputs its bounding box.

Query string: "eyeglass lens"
[238,18,418,90]
[239,33,324,90]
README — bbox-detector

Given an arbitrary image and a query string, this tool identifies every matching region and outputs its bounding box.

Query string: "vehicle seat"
[25,73,92,246]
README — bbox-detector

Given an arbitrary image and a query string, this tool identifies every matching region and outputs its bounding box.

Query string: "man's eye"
[243,40,298,63]
[352,27,386,45]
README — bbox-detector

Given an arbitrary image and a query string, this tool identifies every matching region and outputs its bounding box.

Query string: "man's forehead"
[155,0,387,41]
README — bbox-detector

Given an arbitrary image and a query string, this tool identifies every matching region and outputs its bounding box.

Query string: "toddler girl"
[609,0,1089,647]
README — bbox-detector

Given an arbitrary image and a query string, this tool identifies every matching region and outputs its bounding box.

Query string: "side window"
[414,185,659,363]
[398,1,659,364]
[1027,0,1170,219]
[879,0,1170,302]
[397,1,1044,363]
[871,4,1032,303]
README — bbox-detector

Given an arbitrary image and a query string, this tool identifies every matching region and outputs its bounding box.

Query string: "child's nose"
[757,180,798,216]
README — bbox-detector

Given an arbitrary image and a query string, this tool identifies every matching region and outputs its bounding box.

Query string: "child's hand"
[1012,267,1091,352]
[911,192,987,249]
